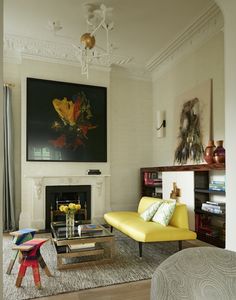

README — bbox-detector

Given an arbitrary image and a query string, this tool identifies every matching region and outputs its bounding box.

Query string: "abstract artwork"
[173,79,211,165]
[174,98,204,164]
[27,78,107,162]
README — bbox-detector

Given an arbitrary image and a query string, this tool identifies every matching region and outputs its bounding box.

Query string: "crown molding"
[146,3,224,77]
[3,34,133,70]
[3,33,151,81]
[111,65,152,82]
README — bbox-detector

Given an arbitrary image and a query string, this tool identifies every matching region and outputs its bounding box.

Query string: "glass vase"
[66,212,75,237]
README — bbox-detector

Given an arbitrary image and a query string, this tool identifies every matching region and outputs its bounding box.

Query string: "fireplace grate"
[45,185,91,230]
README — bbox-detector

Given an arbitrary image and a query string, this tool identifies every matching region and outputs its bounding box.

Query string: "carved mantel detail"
[32,177,44,200]
[29,175,110,201]
[96,181,103,196]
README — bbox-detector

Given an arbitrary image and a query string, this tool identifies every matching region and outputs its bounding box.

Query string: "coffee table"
[51,221,115,270]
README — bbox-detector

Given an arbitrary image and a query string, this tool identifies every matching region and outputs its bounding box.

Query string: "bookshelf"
[194,167,225,248]
[140,167,162,198]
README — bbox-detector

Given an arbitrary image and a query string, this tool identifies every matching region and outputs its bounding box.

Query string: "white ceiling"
[4,0,215,70]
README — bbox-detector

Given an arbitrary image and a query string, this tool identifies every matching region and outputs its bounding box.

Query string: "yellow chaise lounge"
[104,197,197,257]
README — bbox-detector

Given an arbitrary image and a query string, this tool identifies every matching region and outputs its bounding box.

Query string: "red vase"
[204,140,215,164]
[213,140,225,163]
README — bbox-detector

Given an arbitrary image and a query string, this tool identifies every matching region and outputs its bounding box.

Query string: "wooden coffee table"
[51,222,115,270]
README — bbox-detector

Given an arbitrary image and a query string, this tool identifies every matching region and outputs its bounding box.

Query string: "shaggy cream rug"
[3,231,192,300]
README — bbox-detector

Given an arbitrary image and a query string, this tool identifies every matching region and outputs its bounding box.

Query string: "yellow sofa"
[104,197,197,257]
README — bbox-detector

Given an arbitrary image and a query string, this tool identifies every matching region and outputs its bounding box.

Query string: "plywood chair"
[13,238,52,289]
[6,228,37,275]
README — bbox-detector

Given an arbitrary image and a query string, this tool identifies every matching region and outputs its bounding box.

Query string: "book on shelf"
[143,172,162,186]
[206,201,225,207]
[212,180,225,185]
[209,187,225,192]
[202,203,225,210]
[209,181,225,191]
[68,242,96,251]
[201,206,225,214]
[205,230,219,238]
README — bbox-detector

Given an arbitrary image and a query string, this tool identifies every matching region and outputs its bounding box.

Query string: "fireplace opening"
[45,185,91,230]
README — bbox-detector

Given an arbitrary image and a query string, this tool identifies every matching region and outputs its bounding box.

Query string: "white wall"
[3,58,153,226]
[151,30,225,244]
[152,31,224,166]
[162,171,195,230]
[20,59,111,228]
[110,69,153,211]
[217,0,236,251]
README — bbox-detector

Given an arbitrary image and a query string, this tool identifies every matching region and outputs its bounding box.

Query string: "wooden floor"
[39,280,151,300]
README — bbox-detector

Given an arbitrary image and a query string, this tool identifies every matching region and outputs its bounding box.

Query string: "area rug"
[3,231,193,300]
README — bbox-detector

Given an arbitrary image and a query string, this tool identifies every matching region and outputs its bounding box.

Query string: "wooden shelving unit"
[194,166,225,248]
[140,163,226,248]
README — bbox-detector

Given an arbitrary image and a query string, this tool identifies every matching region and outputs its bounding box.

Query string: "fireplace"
[20,175,110,230]
[45,185,91,230]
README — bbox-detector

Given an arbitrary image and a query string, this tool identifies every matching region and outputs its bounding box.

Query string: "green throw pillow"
[140,201,163,221]
[152,200,176,226]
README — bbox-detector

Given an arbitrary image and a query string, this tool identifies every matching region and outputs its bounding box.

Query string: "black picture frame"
[27,78,107,162]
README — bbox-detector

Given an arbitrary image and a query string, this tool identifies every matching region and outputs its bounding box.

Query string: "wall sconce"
[156,110,166,138]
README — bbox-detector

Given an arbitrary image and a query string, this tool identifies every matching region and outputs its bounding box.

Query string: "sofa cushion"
[140,201,163,221]
[152,200,176,226]
[137,197,163,214]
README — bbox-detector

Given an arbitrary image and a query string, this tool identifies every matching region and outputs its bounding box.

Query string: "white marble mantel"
[19,174,111,229]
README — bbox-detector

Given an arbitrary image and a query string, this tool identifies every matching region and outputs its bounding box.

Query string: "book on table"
[78,224,103,236]
[68,242,96,251]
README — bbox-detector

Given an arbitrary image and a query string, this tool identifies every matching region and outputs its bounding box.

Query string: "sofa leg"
[139,242,143,258]
[178,241,182,251]
[110,226,113,233]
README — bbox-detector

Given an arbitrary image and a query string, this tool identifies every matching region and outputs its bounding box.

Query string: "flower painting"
[50,93,96,149]
[27,78,107,162]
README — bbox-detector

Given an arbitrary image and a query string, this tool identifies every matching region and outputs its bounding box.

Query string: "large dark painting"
[27,78,107,162]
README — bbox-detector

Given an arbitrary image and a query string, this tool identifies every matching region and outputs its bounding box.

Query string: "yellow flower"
[63,206,69,213]
[68,203,76,210]
[59,202,81,214]
[59,205,65,212]
[53,97,76,126]
[75,204,81,210]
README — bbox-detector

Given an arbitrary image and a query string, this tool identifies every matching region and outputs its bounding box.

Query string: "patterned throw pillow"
[140,201,163,221]
[152,200,176,226]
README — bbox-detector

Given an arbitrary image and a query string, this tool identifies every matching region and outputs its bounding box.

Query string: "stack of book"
[78,224,103,236]
[144,172,162,186]
[68,242,96,251]
[201,201,225,214]
[209,180,225,191]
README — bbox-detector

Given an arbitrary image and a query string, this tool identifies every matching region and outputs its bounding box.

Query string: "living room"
[2,0,236,299]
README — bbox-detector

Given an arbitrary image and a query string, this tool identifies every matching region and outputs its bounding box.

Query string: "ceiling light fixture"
[50,3,114,79]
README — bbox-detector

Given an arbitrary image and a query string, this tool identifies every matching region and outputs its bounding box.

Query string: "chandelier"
[50,3,114,78]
